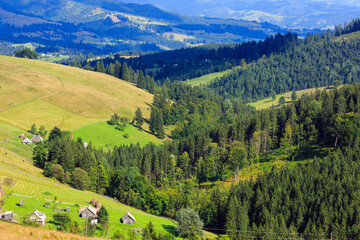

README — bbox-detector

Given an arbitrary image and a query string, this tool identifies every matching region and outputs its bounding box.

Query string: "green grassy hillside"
[248,86,336,110]
[186,69,233,86]
[72,122,163,148]
[0,146,178,238]
[0,56,161,147]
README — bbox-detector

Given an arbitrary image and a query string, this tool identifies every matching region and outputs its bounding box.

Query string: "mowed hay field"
[0,221,100,240]
[0,56,153,132]
[0,146,178,238]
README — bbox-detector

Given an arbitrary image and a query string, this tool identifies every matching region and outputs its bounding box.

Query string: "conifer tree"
[134,107,144,129]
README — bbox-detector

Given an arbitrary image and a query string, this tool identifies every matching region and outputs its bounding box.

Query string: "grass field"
[0,55,162,146]
[0,56,153,131]
[72,122,163,148]
[186,69,233,86]
[249,86,336,110]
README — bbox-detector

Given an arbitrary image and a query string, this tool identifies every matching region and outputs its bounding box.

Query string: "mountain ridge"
[0,0,301,56]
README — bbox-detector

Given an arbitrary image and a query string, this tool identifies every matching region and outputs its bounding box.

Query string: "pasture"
[72,122,163,148]
[186,69,233,86]
[249,86,336,110]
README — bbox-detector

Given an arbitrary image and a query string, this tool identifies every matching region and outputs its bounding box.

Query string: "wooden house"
[2,211,13,220]
[31,135,43,143]
[79,205,97,219]
[121,212,136,225]
[22,138,32,145]
[29,210,46,226]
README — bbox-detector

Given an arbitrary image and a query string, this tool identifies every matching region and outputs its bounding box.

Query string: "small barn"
[79,205,97,219]
[29,210,46,226]
[22,138,32,145]
[19,134,26,139]
[121,212,136,225]
[19,199,24,206]
[31,135,43,143]
[44,203,50,208]
[2,211,13,220]
[66,207,70,212]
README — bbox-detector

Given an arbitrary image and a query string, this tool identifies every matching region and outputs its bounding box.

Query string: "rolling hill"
[0,56,161,147]
[122,0,360,30]
[0,0,292,56]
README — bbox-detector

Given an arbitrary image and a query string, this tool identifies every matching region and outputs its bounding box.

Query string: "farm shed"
[29,210,46,226]
[19,134,26,139]
[2,211,13,220]
[121,212,136,225]
[22,138,32,145]
[31,135,43,143]
[79,205,97,219]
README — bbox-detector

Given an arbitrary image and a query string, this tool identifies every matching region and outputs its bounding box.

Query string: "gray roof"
[86,205,97,215]
[32,210,46,220]
[31,135,43,142]
[22,137,32,144]
[122,212,136,221]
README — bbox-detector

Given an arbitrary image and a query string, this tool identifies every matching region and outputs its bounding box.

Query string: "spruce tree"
[134,107,144,129]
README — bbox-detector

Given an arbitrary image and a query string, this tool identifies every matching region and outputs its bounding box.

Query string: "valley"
[1,1,360,240]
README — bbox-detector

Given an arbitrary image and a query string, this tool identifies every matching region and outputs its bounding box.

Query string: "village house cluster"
[20,134,43,145]
[1,195,136,228]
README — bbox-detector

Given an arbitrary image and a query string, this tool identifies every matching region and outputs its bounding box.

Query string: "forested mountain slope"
[210,33,360,102]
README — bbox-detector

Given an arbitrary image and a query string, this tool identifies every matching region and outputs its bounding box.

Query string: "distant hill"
[0,0,298,56]
[122,0,360,30]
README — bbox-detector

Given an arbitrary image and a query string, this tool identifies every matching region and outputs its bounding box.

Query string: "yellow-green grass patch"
[249,86,337,110]
[187,69,233,86]
[0,56,154,133]
[72,122,163,148]
[0,220,97,240]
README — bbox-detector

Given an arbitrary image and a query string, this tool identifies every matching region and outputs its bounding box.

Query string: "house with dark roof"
[121,212,136,225]
[29,210,46,226]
